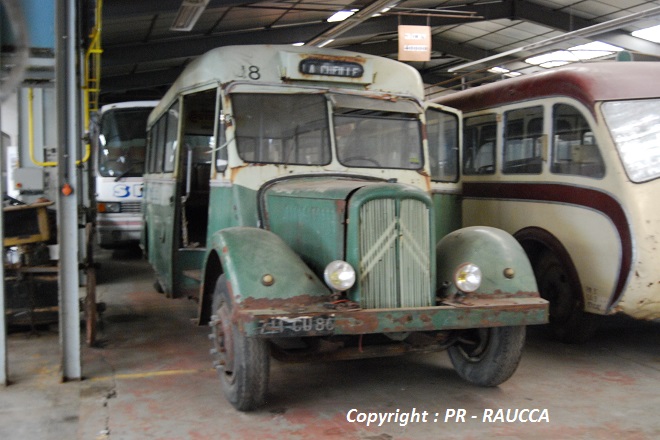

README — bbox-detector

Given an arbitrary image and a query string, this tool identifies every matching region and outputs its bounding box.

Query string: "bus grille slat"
[358,198,431,309]
[121,202,142,213]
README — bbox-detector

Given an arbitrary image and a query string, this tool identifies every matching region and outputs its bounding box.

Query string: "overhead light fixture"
[328,9,358,23]
[488,66,522,77]
[448,5,660,72]
[318,39,335,48]
[170,0,210,32]
[632,24,660,43]
[525,41,623,68]
[568,41,623,59]
[292,42,305,47]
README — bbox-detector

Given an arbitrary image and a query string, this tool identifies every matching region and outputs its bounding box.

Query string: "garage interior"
[1,1,659,439]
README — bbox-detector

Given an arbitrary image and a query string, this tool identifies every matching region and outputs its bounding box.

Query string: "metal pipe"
[0,93,6,387]
[28,86,90,167]
[56,0,81,381]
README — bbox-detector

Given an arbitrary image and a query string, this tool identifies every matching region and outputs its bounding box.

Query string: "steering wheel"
[341,156,381,167]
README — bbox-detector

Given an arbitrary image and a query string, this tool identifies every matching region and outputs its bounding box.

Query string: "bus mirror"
[220,113,232,127]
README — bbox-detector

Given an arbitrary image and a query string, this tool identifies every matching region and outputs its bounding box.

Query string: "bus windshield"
[602,98,660,183]
[333,94,423,169]
[98,107,151,178]
[231,92,423,169]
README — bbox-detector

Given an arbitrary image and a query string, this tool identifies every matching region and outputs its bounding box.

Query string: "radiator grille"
[358,198,431,309]
[121,202,142,213]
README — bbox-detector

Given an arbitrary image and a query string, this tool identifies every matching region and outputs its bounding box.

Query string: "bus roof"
[100,100,159,114]
[433,62,660,113]
[150,45,424,124]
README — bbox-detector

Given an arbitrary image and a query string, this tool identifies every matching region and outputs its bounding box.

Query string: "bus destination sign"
[299,58,364,78]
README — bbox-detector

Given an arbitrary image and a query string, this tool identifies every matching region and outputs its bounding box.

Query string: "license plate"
[258,315,335,336]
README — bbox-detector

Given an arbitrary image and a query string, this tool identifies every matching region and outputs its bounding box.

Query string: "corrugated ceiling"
[98,0,660,103]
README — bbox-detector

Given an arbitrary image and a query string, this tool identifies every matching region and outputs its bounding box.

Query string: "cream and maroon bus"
[434,62,659,342]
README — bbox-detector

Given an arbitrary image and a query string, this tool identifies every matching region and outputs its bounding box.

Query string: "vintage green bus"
[142,45,547,411]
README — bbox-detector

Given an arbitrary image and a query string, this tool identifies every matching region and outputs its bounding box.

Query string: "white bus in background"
[94,101,158,248]
[433,62,660,343]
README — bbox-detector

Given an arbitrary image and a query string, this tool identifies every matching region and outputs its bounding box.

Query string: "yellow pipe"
[27,88,91,167]
[28,88,57,167]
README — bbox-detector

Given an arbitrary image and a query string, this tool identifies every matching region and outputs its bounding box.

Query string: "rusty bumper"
[237,296,549,338]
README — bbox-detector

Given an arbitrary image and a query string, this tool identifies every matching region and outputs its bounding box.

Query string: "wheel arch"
[198,249,224,325]
[198,226,329,325]
[514,226,583,302]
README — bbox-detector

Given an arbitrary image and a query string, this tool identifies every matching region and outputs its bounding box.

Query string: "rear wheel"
[535,250,598,343]
[209,275,270,411]
[448,326,525,387]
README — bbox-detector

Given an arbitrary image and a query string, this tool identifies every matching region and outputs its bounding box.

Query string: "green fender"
[211,226,330,307]
[436,226,539,296]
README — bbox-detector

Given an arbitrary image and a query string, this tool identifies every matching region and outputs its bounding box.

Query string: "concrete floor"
[1,248,658,440]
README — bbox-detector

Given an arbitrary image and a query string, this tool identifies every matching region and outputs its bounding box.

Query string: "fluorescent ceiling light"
[318,39,335,48]
[525,41,623,68]
[328,9,358,23]
[632,24,660,43]
[568,41,623,59]
[488,66,522,77]
[292,42,305,47]
[170,0,210,32]
[526,51,577,67]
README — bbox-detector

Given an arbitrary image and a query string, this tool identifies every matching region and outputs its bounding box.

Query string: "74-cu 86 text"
[258,316,336,336]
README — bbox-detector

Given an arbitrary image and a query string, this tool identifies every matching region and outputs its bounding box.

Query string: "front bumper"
[236,295,549,338]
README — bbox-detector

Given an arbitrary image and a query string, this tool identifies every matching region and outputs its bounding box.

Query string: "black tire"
[535,250,598,343]
[210,275,270,411]
[153,279,164,294]
[448,326,526,387]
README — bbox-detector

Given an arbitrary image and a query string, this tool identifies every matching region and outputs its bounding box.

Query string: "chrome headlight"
[98,202,121,213]
[454,262,482,293]
[323,260,356,291]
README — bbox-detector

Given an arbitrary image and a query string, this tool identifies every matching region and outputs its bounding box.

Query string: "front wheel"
[210,275,270,411]
[448,326,526,387]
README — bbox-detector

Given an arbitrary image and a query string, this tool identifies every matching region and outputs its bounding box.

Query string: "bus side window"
[154,116,167,173]
[551,104,605,178]
[164,103,179,173]
[426,108,458,182]
[502,106,543,174]
[463,114,496,175]
[216,111,228,173]
[146,125,156,173]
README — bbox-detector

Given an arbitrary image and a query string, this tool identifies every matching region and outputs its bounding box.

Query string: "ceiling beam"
[100,0,660,98]
[102,22,334,68]
[103,0,252,19]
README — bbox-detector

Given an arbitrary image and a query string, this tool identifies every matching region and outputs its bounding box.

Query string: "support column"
[55,0,81,380]
[0,104,7,386]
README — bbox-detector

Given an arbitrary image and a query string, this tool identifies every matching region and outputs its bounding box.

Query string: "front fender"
[212,227,330,308]
[436,226,539,297]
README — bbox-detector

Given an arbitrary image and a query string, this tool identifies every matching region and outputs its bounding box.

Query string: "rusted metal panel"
[236,294,548,338]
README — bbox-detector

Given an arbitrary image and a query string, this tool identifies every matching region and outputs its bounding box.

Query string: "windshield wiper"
[114,161,144,181]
